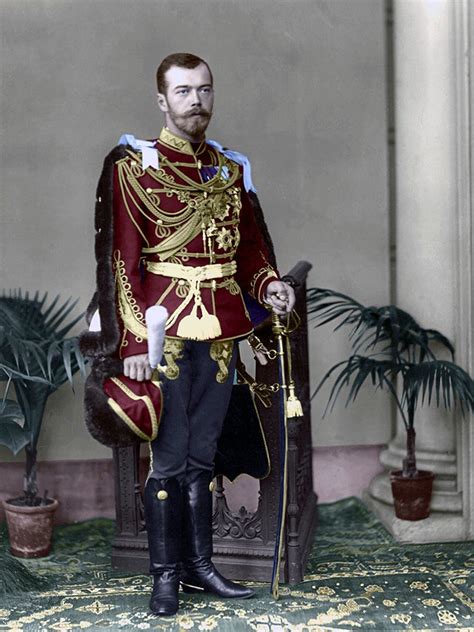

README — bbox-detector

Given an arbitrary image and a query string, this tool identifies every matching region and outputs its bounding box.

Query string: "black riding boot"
[180,471,254,599]
[144,477,182,616]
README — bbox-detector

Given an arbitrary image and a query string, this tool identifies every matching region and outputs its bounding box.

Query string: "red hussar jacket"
[113,127,279,359]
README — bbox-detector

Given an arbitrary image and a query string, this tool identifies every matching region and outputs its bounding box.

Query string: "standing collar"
[158,127,205,156]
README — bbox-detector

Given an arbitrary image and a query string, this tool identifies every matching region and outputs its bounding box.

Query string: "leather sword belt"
[145,261,237,339]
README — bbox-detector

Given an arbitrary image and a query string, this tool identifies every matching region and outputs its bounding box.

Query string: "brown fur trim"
[80,144,139,446]
[79,145,128,359]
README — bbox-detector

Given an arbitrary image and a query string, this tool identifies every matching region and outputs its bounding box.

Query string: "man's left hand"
[264,280,296,316]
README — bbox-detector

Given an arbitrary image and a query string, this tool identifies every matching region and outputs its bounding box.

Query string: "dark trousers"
[148,340,238,485]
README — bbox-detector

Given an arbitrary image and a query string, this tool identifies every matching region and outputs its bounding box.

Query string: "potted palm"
[0,289,85,556]
[307,287,474,521]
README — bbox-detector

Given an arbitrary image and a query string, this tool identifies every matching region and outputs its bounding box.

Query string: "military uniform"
[79,125,282,614]
[111,127,279,483]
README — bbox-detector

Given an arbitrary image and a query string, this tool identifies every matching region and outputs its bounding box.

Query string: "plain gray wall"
[0,0,390,462]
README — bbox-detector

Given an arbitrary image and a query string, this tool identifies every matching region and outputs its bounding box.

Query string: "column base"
[362,490,465,543]
[370,470,462,513]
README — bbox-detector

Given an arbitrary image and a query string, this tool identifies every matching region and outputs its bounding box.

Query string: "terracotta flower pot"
[390,470,434,521]
[2,497,58,558]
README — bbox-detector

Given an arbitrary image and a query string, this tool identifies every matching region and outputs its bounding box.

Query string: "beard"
[168,107,212,139]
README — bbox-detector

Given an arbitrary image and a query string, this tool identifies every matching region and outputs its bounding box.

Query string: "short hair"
[156,53,213,94]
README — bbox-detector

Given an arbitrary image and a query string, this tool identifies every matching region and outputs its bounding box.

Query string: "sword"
[269,310,303,599]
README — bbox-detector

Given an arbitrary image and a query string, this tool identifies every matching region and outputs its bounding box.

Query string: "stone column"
[366,0,465,541]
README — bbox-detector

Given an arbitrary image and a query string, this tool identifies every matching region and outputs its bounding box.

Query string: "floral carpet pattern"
[0,498,473,631]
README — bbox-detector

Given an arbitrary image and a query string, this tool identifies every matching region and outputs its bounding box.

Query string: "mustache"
[186,108,211,118]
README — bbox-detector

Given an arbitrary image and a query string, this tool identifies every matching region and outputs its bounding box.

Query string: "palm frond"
[40,293,61,324]
[0,303,29,339]
[0,295,47,341]
[312,354,409,427]
[0,363,51,385]
[425,329,455,358]
[306,288,454,364]
[1,328,48,377]
[43,297,79,333]
[0,290,86,463]
[71,336,87,376]
[306,288,366,328]
[55,310,86,340]
[0,400,28,455]
[402,361,474,416]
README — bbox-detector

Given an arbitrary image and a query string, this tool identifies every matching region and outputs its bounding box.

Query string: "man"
[112,53,295,616]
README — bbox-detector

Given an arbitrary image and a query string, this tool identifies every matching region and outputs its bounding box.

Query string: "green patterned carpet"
[0,498,473,631]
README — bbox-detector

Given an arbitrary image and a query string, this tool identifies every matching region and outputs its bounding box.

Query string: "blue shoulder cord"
[118,134,257,194]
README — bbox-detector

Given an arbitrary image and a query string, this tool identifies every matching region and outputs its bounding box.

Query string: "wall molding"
[454,0,474,539]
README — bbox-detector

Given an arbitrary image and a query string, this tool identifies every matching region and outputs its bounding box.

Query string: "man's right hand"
[123,353,152,382]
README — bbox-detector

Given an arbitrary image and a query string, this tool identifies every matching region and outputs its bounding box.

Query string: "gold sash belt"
[146,260,237,281]
[145,261,237,340]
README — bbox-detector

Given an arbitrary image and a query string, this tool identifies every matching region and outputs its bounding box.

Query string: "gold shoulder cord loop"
[158,151,240,193]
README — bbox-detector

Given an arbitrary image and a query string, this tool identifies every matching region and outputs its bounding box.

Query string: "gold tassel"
[200,313,222,338]
[177,313,204,339]
[177,303,222,340]
[286,381,303,418]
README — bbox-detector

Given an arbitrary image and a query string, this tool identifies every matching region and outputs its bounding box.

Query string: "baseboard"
[0,459,117,524]
[0,444,385,524]
[312,444,385,503]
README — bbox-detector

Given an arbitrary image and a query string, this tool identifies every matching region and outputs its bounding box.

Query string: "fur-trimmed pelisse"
[80,144,276,475]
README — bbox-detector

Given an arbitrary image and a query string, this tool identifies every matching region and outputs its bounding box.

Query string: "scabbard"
[270,314,289,599]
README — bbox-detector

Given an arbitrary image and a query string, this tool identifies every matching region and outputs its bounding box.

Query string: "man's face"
[157,63,214,140]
